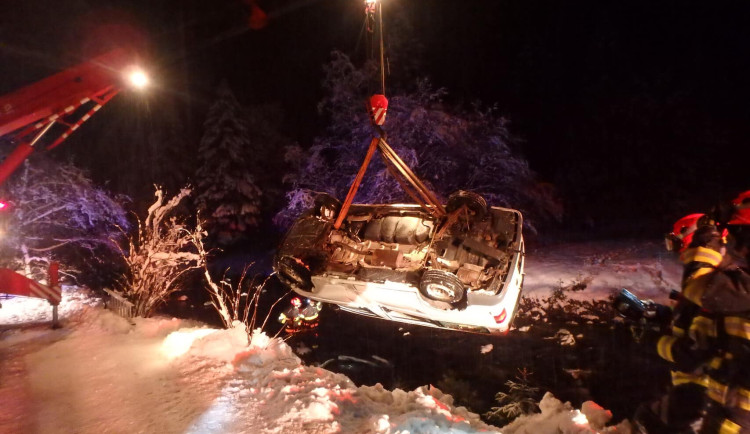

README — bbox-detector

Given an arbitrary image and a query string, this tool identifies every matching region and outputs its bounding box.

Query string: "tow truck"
[0,48,149,324]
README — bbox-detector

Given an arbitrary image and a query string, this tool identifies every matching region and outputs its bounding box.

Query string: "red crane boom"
[0,48,144,316]
[0,48,140,185]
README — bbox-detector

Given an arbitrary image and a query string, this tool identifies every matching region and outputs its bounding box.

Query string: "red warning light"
[493,309,507,324]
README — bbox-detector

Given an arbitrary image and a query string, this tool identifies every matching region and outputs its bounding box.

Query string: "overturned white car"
[273,191,525,335]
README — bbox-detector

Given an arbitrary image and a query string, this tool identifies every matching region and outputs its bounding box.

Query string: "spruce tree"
[195,81,262,246]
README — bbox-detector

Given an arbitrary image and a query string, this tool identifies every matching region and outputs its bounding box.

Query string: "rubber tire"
[446,191,487,220]
[419,269,466,304]
[277,255,313,291]
[313,193,341,220]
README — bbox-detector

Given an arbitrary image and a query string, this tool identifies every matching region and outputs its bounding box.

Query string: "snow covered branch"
[0,156,129,284]
[116,187,204,317]
[276,51,563,230]
[197,245,268,337]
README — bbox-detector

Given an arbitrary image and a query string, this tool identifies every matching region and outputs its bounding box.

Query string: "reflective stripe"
[692,267,714,279]
[725,317,750,340]
[657,336,677,363]
[692,247,723,266]
[719,419,742,434]
[683,279,706,306]
[707,377,729,404]
[705,380,750,412]
[690,316,717,338]
[680,248,697,263]
[737,388,750,412]
[680,247,723,266]
[671,370,707,387]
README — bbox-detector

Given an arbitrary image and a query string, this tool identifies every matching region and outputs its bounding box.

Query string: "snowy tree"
[195,81,262,246]
[0,154,129,287]
[277,52,562,231]
[243,103,296,220]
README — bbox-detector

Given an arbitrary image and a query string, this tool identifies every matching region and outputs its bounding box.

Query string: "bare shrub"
[195,232,289,340]
[200,262,260,331]
[514,275,614,327]
[200,263,291,344]
[115,188,202,317]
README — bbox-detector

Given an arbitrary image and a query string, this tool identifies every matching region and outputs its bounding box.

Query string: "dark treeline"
[2,0,749,238]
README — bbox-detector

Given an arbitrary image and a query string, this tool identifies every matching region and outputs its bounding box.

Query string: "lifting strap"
[334,137,380,229]
[333,135,446,230]
[377,138,445,216]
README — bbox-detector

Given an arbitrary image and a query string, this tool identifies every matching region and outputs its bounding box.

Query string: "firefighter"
[634,213,725,433]
[684,190,750,434]
[278,297,322,332]
[299,299,322,324]
[278,297,303,329]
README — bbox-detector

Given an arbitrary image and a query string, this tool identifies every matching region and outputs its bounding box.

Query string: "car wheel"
[277,255,313,291]
[446,190,487,220]
[313,193,341,221]
[419,269,466,304]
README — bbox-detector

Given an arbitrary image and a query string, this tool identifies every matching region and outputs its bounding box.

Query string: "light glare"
[128,70,149,89]
[161,328,217,359]
[572,410,589,426]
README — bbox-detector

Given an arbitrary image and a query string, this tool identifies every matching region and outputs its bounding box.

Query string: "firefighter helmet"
[665,213,705,253]
[291,297,302,308]
[728,190,750,225]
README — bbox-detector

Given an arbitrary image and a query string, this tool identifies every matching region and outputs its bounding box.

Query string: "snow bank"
[2,301,633,434]
[176,322,496,433]
[170,319,634,433]
[501,392,631,433]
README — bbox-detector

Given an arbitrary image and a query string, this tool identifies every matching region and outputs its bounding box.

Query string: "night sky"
[2,0,749,237]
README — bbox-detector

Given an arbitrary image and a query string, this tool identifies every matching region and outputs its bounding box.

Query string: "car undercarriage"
[274,192,525,334]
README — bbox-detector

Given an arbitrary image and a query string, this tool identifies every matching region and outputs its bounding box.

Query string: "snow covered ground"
[0,240,679,433]
[523,240,680,303]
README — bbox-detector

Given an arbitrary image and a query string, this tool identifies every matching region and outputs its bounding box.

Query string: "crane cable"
[334,0,445,230]
[377,1,386,95]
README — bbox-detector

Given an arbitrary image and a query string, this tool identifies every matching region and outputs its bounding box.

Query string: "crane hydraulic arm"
[0,48,146,185]
[0,48,146,318]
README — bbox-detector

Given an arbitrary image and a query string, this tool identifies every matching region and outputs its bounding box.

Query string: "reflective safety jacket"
[679,250,750,432]
[299,304,320,322]
[655,246,724,387]
[278,306,301,325]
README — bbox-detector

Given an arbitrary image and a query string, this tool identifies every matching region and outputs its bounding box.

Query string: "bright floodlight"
[127,69,149,89]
